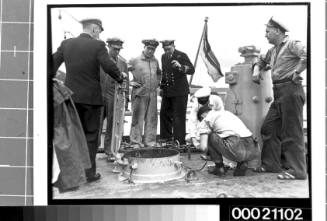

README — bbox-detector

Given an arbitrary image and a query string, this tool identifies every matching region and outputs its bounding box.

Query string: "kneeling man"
[196,105,259,177]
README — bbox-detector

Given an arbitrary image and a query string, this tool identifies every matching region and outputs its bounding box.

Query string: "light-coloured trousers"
[99,94,115,155]
[130,92,157,147]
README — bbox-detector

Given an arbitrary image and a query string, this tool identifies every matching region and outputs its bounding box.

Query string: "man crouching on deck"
[194,103,260,177]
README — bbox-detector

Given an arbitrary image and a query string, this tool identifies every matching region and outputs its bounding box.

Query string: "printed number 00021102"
[230,207,304,220]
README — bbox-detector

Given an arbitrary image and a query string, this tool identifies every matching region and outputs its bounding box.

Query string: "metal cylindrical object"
[122,148,186,183]
[225,46,273,168]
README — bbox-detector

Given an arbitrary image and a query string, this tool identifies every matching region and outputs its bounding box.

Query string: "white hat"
[194,87,211,98]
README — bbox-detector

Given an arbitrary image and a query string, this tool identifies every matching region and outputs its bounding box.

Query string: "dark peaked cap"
[142,39,159,48]
[80,18,104,31]
[160,40,175,47]
[106,37,124,49]
[266,17,289,32]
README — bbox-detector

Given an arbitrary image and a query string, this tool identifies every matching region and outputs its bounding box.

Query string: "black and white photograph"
[47,3,312,201]
[1,0,326,219]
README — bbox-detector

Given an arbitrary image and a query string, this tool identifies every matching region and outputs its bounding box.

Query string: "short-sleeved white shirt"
[188,95,224,138]
[199,110,252,138]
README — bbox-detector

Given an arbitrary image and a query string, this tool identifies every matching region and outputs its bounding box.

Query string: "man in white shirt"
[195,105,260,177]
[187,87,224,147]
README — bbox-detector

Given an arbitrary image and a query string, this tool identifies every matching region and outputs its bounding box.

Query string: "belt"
[272,78,292,85]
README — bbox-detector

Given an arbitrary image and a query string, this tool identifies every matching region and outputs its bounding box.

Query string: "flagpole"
[189,17,208,86]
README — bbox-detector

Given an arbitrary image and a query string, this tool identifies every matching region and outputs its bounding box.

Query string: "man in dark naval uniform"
[51,18,126,183]
[159,40,195,145]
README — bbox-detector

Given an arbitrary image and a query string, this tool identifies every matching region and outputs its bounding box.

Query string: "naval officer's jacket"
[160,49,195,97]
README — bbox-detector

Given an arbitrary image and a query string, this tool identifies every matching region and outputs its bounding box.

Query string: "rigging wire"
[57,9,79,39]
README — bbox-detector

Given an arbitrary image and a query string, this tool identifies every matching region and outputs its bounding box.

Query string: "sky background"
[50,4,308,87]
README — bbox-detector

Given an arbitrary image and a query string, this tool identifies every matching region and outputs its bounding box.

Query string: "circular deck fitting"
[122,148,186,183]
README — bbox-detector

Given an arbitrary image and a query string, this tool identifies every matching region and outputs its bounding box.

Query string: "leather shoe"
[233,161,248,176]
[87,173,101,183]
[208,166,225,177]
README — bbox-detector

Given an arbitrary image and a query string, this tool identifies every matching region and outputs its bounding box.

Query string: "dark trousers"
[75,103,102,178]
[207,133,259,163]
[160,95,188,144]
[261,82,307,179]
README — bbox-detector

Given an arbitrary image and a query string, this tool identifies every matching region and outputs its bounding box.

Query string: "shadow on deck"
[53,152,309,199]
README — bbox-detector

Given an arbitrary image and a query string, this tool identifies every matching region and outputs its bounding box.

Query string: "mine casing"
[224,46,273,168]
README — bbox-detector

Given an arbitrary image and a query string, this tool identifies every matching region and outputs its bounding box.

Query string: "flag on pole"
[199,22,223,82]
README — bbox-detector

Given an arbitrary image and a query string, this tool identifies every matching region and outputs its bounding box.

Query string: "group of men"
[50,18,195,192]
[51,16,307,193]
[101,38,195,151]
[127,38,195,149]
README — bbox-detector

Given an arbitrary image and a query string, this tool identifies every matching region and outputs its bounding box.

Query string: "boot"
[208,163,225,177]
[233,161,248,176]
